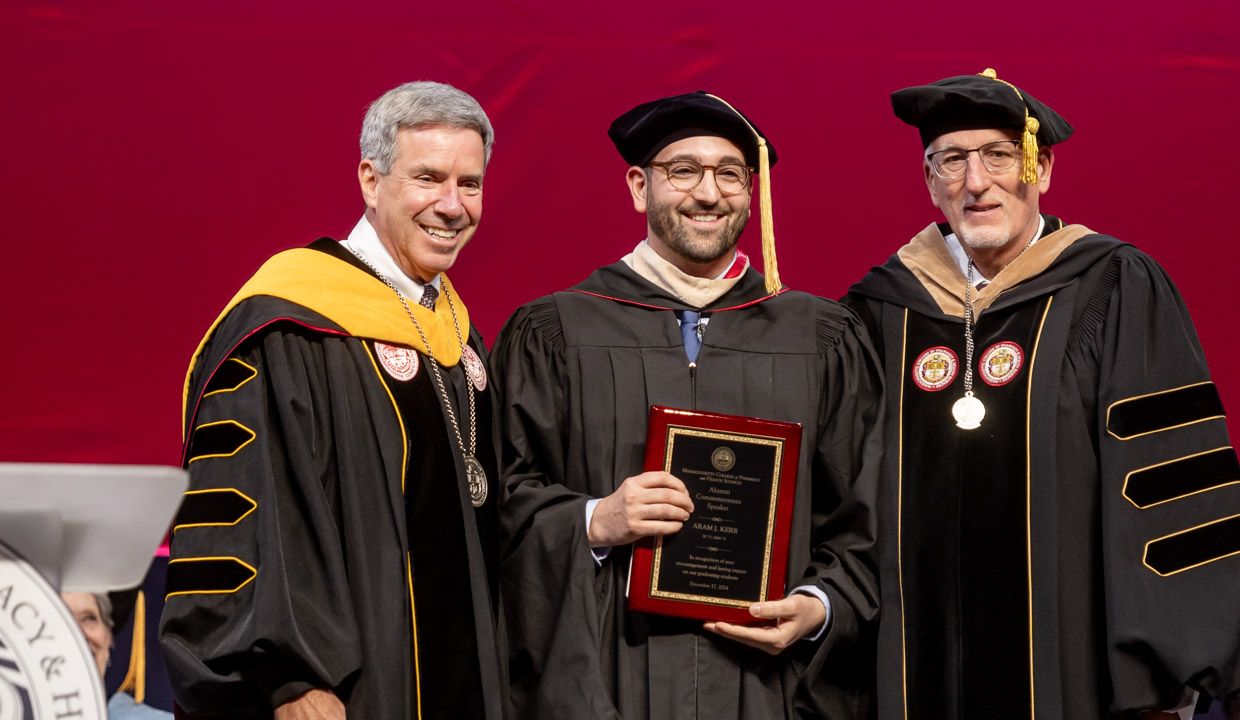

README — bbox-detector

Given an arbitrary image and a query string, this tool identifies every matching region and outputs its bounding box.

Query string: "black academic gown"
[492,263,884,720]
[159,240,504,719]
[845,218,1240,719]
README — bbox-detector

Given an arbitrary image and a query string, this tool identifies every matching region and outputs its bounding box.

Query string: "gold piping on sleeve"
[186,420,256,464]
[172,488,259,533]
[165,556,258,598]
[407,554,424,720]
[1105,381,1224,441]
[1143,513,1240,576]
[897,309,910,720]
[202,358,258,397]
[1025,297,1053,720]
[1122,447,1239,509]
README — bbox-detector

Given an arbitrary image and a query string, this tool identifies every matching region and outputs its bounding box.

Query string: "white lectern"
[0,463,186,719]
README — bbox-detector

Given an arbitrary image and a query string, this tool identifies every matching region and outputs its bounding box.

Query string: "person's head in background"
[62,591,113,677]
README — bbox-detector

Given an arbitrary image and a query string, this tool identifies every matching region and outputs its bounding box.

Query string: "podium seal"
[0,540,106,719]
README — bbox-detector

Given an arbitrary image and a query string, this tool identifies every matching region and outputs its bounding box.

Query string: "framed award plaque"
[626,405,802,624]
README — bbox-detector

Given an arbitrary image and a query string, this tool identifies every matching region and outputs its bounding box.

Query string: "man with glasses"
[846,69,1240,719]
[492,91,884,719]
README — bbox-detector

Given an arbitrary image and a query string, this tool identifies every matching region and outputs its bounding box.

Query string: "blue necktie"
[676,309,702,363]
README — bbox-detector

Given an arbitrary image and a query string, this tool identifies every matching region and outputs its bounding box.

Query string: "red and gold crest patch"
[979,341,1024,387]
[912,346,959,392]
[374,341,419,381]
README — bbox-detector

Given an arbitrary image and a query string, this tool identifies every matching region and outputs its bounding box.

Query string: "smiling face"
[925,128,1053,258]
[627,135,751,277]
[62,592,111,677]
[359,124,485,282]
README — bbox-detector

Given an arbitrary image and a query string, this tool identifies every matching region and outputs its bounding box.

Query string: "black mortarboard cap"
[609,91,783,294]
[608,91,778,169]
[892,68,1073,184]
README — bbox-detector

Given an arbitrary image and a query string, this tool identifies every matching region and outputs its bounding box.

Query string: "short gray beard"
[957,225,1014,250]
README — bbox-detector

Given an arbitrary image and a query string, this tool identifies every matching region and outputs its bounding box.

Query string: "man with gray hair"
[160,81,504,719]
[846,69,1240,718]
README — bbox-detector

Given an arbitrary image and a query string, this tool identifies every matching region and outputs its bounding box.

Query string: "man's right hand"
[587,471,694,547]
[275,689,346,719]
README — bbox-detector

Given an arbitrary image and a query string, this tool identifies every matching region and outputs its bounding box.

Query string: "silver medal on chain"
[351,252,488,506]
[954,261,986,430]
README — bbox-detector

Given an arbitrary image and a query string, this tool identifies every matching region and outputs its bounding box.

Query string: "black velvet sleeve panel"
[161,328,365,715]
[1107,382,1227,441]
[172,488,258,532]
[1122,447,1239,510]
[1094,247,1240,709]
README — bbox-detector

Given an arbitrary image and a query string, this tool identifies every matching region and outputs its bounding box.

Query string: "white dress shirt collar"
[944,215,1046,288]
[340,216,441,303]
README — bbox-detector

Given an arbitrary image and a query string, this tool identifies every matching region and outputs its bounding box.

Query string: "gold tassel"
[757,138,780,294]
[978,68,1040,185]
[1021,116,1040,185]
[118,590,147,703]
[703,93,781,294]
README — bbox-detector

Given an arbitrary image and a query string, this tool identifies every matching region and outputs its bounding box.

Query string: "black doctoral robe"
[492,263,885,719]
[845,217,1240,719]
[159,240,504,719]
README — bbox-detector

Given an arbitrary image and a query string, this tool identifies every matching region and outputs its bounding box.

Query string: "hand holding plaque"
[626,406,801,625]
[588,471,695,547]
[702,593,827,654]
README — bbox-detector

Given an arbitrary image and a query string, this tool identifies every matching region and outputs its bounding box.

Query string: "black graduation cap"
[608,91,778,168]
[608,91,783,294]
[892,68,1073,184]
[108,587,140,629]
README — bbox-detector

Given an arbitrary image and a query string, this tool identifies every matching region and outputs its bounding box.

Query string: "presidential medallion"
[465,454,488,507]
[952,392,986,430]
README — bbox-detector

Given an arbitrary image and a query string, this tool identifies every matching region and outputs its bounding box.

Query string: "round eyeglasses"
[926,140,1022,180]
[647,160,753,195]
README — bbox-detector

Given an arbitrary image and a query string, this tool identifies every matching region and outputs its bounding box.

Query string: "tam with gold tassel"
[891,68,1075,180]
[704,93,781,294]
[978,68,1041,185]
[608,90,784,294]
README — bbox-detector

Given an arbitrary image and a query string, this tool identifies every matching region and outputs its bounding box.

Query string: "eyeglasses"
[648,160,753,195]
[926,140,1022,180]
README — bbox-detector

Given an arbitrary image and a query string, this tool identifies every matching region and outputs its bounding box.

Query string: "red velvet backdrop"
[3,1,1238,465]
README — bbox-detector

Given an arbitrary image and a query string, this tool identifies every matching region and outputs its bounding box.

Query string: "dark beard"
[646,193,748,264]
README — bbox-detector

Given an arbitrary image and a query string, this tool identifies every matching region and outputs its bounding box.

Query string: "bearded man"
[846,69,1240,719]
[491,91,884,719]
